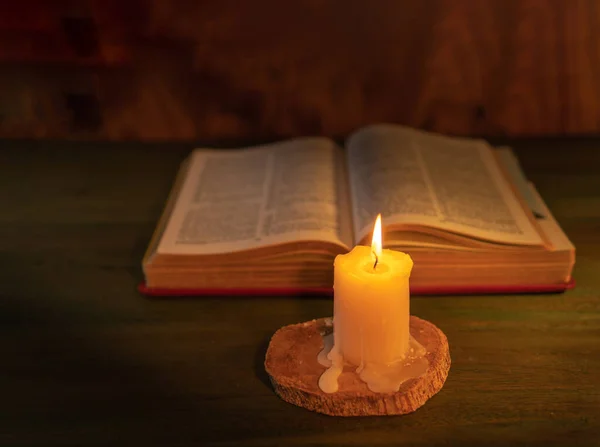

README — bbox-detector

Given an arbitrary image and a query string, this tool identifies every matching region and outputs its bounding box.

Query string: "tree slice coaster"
[264,316,450,416]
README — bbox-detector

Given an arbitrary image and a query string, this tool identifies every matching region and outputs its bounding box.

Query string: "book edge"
[137,279,576,297]
[142,154,193,271]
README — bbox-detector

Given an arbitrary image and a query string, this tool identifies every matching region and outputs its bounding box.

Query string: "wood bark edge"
[265,316,450,416]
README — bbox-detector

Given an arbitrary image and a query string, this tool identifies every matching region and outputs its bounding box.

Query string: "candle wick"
[373,252,378,270]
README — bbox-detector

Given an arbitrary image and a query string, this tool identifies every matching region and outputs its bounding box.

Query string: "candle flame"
[371,214,382,258]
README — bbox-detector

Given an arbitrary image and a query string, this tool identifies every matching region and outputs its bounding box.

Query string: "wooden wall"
[1,0,600,140]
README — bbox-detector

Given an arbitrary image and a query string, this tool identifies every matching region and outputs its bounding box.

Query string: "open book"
[141,124,575,295]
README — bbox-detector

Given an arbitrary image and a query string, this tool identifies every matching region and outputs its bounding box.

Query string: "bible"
[141,124,575,295]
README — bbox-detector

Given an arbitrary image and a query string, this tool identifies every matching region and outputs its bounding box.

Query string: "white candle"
[333,214,412,366]
[318,214,427,394]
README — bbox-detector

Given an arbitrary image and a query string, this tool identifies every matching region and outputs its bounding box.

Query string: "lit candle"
[318,214,427,394]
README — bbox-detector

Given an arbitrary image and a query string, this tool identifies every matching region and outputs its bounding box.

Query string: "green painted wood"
[0,139,599,446]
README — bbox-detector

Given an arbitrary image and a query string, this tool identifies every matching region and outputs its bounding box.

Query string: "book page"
[495,147,547,218]
[346,124,544,246]
[157,138,352,255]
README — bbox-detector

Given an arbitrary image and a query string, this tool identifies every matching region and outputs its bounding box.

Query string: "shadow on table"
[254,332,275,390]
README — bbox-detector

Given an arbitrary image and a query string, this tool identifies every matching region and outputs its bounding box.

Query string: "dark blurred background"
[0,0,598,141]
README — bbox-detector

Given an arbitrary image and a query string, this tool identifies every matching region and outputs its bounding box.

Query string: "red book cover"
[138,279,575,297]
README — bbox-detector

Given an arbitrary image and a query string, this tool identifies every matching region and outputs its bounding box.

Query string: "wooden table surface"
[1,138,599,446]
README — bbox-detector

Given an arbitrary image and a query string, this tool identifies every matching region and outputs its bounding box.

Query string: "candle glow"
[371,213,382,269]
[318,214,427,394]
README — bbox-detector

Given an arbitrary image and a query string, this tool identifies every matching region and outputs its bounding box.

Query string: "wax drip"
[318,332,428,394]
[356,324,365,374]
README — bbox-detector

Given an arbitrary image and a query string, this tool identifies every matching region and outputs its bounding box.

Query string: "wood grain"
[2,1,600,139]
[265,316,450,416]
[0,138,599,445]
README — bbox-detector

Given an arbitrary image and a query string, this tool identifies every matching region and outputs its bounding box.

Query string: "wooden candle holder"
[265,316,450,416]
